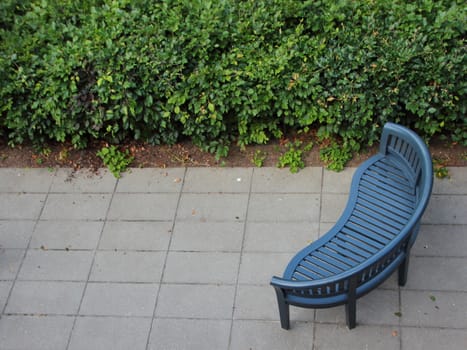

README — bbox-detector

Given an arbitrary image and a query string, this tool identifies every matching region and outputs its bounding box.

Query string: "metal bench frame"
[271,123,433,329]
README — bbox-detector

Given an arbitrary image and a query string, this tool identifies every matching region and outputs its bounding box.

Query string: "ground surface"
[0,134,465,171]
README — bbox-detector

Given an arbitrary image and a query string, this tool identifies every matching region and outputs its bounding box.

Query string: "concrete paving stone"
[234,284,278,320]
[251,167,322,193]
[0,315,74,350]
[116,168,185,193]
[432,167,467,195]
[315,289,400,326]
[79,282,158,317]
[163,252,240,284]
[0,249,24,280]
[322,167,356,193]
[31,220,103,250]
[230,320,314,350]
[177,193,248,222]
[156,284,235,319]
[401,290,467,328]
[51,168,116,193]
[401,327,467,350]
[5,281,85,315]
[0,193,46,220]
[99,221,172,251]
[248,193,320,222]
[238,252,294,285]
[90,251,165,283]
[0,168,54,192]
[183,167,252,193]
[0,220,35,249]
[108,193,179,221]
[0,281,13,311]
[405,256,467,291]
[69,316,152,350]
[148,318,231,350]
[18,250,93,281]
[170,221,244,252]
[244,222,319,253]
[320,193,348,223]
[313,324,399,350]
[422,195,467,225]
[41,193,111,220]
[412,225,467,257]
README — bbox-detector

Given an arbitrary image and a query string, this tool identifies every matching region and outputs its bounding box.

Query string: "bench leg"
[398,254,410,286]
[273,288,290,330]
[345,298,357,329]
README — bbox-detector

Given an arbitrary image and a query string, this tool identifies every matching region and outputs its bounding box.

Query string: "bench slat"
[360,176,414,202]
[355,202,406,227]
[348,216,395,241]
[312,251,350,271]
[351,210,401,236]
[357,192,412,220]
[359,179,415,208]
[364,170,414,194]
[337,231,379,254]
[299,259,333,278]
[340,226,386,250]
[304,255,343,275]
[318,247,358,268]
[343,222,390,246]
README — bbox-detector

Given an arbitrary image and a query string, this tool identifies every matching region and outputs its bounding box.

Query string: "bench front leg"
[273,287,290,330]
[345,277,357,329]
[398,253,410,286]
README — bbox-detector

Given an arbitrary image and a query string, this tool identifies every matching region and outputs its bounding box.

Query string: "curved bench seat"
[271,123,433,329]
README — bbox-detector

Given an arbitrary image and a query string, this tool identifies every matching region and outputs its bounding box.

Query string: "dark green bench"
[271,123,433,329]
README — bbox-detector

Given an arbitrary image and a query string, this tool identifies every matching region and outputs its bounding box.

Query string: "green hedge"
[1,0,465,162]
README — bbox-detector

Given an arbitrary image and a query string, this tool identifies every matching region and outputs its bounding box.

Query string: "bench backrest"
[379,122,433,209]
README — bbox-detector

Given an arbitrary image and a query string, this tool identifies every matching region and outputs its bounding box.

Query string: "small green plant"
[433,159,450,179]
[252,150,267,167]
[97,145,134,178]
[319,142,352,172]
[277,140,312,173]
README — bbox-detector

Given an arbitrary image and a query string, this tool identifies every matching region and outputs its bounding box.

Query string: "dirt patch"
[0,134,465,171]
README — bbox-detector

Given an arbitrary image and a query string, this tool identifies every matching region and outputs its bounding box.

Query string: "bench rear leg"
[345,298,357,329]
[398,254,410,286]
[273,288,290,329]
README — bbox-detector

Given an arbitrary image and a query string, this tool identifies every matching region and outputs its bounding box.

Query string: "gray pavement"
[0,166,466,350]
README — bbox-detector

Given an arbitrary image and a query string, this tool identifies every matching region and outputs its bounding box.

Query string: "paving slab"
[41,193,111,220]
[422,194,467,224]
[432,167,467,194]
[322,167,355,193]
[0,315,74,350]
[108,193,179,221]
[0,281,13,311]
[99,221,172,251]
[230,320,314,350]
[0,193,46,220]
[0,249,25,280]
[79,282,158,317]
[163,252,240,284]
[31,220,103,250]
[400,290,467,328]
[252,167,322,193]
[0,220,35,249]
[313,324,400,350]
[148,319,231,350]
[51,168,116,193]
[244,222,319,253]
[89,251,165,283]
[5,281,85,315]
[184,167,252,193]
[155,284,235,319]
[170,221,244,252]
[0,168,54,192]
[116,168,185,193]
[401,327,467,350]
[69,316,152,350]
[18,250,94,281]
[177,193,248,222]
[412,225,467,257]
[248,193,320,222]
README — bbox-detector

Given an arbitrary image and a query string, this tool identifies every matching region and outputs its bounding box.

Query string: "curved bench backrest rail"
[272,123,433,304]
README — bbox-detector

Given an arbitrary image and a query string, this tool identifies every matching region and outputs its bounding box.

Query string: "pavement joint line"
[144,167,187,350]
[64,175,119,350]
[227,167,255,350]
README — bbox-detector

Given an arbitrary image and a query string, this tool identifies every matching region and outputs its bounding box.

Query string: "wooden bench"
[270,123,433,329]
